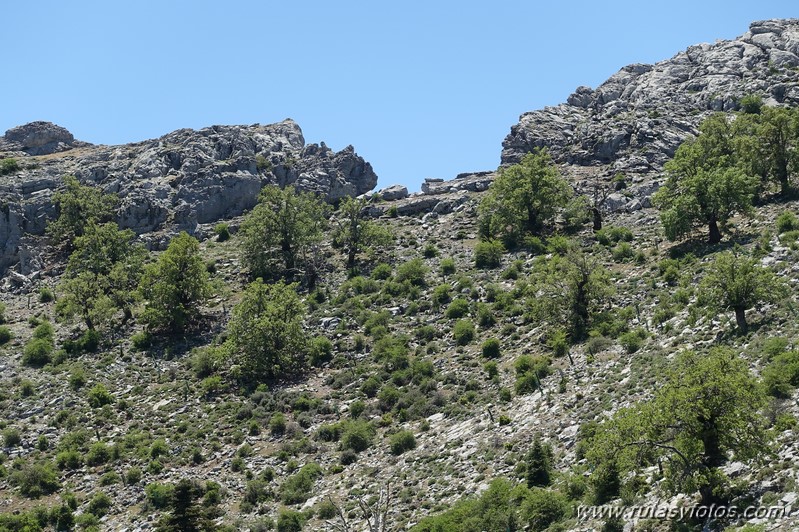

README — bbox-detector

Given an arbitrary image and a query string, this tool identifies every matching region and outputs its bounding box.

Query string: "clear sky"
[2,1,796,191]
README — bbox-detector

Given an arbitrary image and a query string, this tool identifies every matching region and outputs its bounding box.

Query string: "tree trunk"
[708,219,721,244]
[592,207,602,231]
[734,307,747,332]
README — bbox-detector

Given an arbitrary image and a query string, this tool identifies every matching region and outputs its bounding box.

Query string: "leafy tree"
[530,249,613,340]
[47,175,118,248]
[526,437,553,487]
[699,249,786,331]
[333,195,392,268]
[140,232,211,333]
[654,114,758,243]
[587,348,771,506]
[155,479,217,532]
[56,222,145,330]
[240,185,329,281]
[226,279,306,382]
[479,149,573,245]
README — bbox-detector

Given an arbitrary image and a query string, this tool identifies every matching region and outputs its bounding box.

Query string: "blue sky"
[2,1,796,191]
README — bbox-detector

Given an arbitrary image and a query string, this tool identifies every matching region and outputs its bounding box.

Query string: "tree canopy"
[240,185,329,283]
[56,222,145,330]
[332,195,392,269]
[587,348,771,506]
[226,279,307,382]
[699,248,785,331]
[479,149,572,246]
[47,175,118,248]
[139,232,211,333]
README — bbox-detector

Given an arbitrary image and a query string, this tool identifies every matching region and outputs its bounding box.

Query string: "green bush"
[214,223,230,242]
[596,226,633,246]
[389,430,416,455]
[475,240,504,269]
[618,328,647,354]
[423,244,438,258]
[10,462,61,498]
[547,330,569,358]
[481,338,501,358]
[611,242,635,262]
[432,284,452,306]
[145,482,175,509]
[371,263,393,280]
[445,299,469,319]
[453,320,475,346]
[38,286,55,303]
[395,258,428,287]
[777,211,799,234]
[309,336,334,366]
[131,330,153,350]
[340,420,375,453]
[269,412,287,435]
[23,338,53,367]
[280,463,323,504]
[86,442,112,466]
[3,428,21,447]
[276,509,306,532]
[87,492,112,517]
[0,326,12,345]
[0,158,20,176]
[87,383,114,408]
[440,258,456,275]
[361,376,381,398]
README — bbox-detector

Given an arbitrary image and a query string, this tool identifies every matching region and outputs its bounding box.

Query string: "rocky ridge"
[0,119,376,274]
[503,18,799,200]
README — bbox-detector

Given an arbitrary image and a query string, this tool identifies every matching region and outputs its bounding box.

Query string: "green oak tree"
[587,348,771,506]
[140,232,211,333]
[226,279,306,382]
[47,175,118,248]
[478,149,572,246]
[240,185,329,282]
[699,249,786,331]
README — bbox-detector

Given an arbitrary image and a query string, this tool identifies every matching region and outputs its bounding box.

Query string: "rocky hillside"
[0,119,377,274]
[503,18,799,205]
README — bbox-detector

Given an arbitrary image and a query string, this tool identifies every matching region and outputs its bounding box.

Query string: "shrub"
[87,383,114,408]
[596,226,633,246]
[309,336,334,366]
[10,462,61,498]
[423,244,438,258]
[0,326,12,345]
[587,335,612,355]
[371,263,393,280]
[23,338,53,367]
[389,430,416,455]
[276,509,305,532]
[777,211,799,234]
[131,330,153,350]
[445,299,469,319]
[395,258,428,287]
[520,488,570,531]
[269,412,286,435]
[361,376,381,398]
[340,420,375,453]
[3,428,21,447]
[38,286,55,303]
[618,328,647,354]
[280,463,323,504]
[0,302,5,323]
[125,466,142,485]
[476,303,496,328]
[432,284,452,306]
[474,240,504,269]
[32,321,54,341]
[453,320,475,346]
[611,242,635,262]
[481,338,501,358]
[547,330,569,358]
[86,442,112,466]
[0,157,20,176]
[145,482,175,509]
[440,258,456,275]
[214,223,230,242]
[56,450,83,470]
[87,492,112,517]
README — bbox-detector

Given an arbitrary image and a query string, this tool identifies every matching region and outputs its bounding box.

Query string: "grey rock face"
[2,121,88,155]
[377,184,409,201]
[502,19,799,176]
[0,119,377,273]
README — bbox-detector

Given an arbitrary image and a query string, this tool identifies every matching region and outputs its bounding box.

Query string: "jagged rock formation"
[0,119,377,273]
[503,19,799,180]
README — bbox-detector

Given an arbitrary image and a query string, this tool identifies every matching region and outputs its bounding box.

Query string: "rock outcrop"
[503,19,799,178]
[0,119,377,273]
